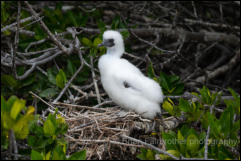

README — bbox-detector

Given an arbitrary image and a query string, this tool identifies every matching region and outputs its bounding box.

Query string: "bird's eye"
[108,39,114,43]
[102,38,115,47]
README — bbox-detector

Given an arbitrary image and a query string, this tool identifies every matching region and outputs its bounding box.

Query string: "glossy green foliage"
[162,97,181,116]
[144,87,240,160]
[1,95,35,148]
[200,88,240,150]
[147,63,184,95]
[28,111,86,160]
[56,69,67,89]
[192,86,222,105]
[30,146,86,160]
[137,148,157,160]
[1,95,86,160]
[161,125,206,159]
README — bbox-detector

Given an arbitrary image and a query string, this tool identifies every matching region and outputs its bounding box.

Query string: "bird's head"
[98,30,124,57]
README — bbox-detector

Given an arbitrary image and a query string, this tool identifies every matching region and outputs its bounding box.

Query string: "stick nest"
[54,102,158,160]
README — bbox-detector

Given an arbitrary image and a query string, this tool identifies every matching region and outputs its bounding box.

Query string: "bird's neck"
[107,44,124,58]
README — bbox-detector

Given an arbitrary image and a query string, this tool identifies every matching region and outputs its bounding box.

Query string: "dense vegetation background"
[1,1,240,160]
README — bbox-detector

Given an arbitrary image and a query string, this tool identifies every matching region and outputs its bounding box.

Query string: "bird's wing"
[112,59,143,90]
[111,59,163,103]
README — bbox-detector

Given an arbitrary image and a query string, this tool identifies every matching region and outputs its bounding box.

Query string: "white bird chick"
[98,30,164,119]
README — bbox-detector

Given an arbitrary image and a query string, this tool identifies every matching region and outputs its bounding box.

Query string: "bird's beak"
[98,42,105,48]
[98,39,114,48]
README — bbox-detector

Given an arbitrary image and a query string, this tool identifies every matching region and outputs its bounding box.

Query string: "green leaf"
[202,112,219,137]
[28,135,50,149]
[227,88,240,114]
[34,25,45,40]
[111,16,120,29]
[56,69,67,89]
[79,14,88,27]
[218,105,236,139]
[28,116,43,134]
[168,87,176,94]
[169,75,180,83]
[39,88,58,99]
[16,66,26,76]
[47,112,57,126]
[121,30,130,39]
[172,84,184,95]
[44,151,51,160]
[1,96,7,112]
[67,11,78,27]
[157,72,184,95]
[13,115,34,139]
[89,48,97,57]
[93,37,102,48]
[10,99,26,120]
[147,62,155,79]
[1,74,18,88]
[228,88,240,101]
[186,134,199,153]
[1,1,10,24]
[81,37,92,47]
[159,72,170,92]
[3,29,11,35]
[6,95,18,112]
[2,110,15,130]
[31,150,43,160]
[199,86,211,105]
[47,68,57,85]
[26,106,35,115]
[52,145,66,160]
[177,130,185,154]
[211,92,218,104]
[199,132,206,142]
[68,150,86,160]
[186,128,199,138]
[43,7,57,25]
[19,74,35,88]
[160,150,180,160]
[178,98,190,113]
[145,149,156,160]
[180,125,190,138]
[136,148,156,160]
[162,100,174,115]
[136,148,147,160]
[191,92,200,99]
[97,20,106,33]
[162,131,177,150]
[43,119,56,136]
[67,59,76,76]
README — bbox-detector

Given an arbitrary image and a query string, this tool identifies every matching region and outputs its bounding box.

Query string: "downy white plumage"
[98,30,164,119]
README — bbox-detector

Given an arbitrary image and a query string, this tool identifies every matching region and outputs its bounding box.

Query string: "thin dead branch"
[24,1,70,54]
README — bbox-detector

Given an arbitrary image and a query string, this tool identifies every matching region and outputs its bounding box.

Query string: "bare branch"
[9,129,18,160]
[184,18,240,30]
[78,27,240,45]
[29,91,68,118]
[1,14,40,33]
[12,2,21,79]
[195,49,240,84]
[90,56,101,104]
[53,27,84,103]
[53,50,84,103]
[24,1,69,54]
[66,135,144,148]
[204,102,215,160]
[17,47,58,56]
